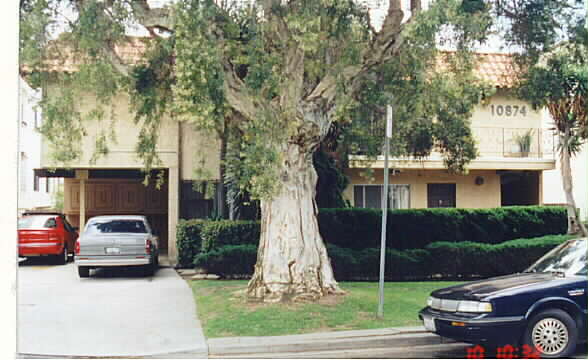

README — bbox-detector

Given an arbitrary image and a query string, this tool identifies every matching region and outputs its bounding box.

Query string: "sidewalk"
[206,326,459,358]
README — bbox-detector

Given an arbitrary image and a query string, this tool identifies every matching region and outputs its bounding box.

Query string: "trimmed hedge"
[176,219,206,267]
[426,234,575,278]
[318,206,567,250]
[190,234,574,280]
[200,220,260,253]
[177,206,567,266]
[193,244,258,277]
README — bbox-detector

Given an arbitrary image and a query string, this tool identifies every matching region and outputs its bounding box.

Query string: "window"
[354,185,410,209]
[45,177,50,193]
[34,174,39,192]
[427,183,456,208]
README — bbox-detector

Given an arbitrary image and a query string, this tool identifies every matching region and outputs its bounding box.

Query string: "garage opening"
[37,169,170,252]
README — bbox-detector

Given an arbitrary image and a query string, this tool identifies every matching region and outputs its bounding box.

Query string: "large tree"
[518,38,588,236]
[21,0,494,302]
[494,0,587,235]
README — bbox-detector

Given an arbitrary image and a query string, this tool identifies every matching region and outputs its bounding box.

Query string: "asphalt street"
[206,343,588,359]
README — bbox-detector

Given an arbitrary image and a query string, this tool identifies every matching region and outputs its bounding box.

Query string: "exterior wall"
[344,169,501,209]
[469,91,553,159]
[180,122,221,180]
[18,78,57,214]
[40,88,221,181]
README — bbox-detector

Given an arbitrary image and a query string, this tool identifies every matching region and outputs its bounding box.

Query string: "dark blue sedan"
[419,238,587,358]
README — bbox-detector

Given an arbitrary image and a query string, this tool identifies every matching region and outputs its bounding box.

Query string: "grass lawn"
[189,280,462,338]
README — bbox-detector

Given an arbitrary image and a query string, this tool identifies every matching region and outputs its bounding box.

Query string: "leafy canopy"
[20,0,496,198]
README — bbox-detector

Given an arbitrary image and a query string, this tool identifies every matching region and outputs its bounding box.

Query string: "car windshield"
[18,216,57,229]
[525,238,587,276]
[85,220,147,234]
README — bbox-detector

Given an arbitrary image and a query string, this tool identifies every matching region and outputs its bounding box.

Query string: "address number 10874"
[490,104,527,117]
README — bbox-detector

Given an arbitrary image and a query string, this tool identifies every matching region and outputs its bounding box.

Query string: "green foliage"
[176,219,207,267]
[317,206,567,250]
[425,234,575,277]
[176,206,567,268]
[193,244,258,277]
[313,149,349,209]
[192,235,573,279]
[52,188,64,211]
[494,0,585,64]
[518,41,588,147]
[199,220,260,253]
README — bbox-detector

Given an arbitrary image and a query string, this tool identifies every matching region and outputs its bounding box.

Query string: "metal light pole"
[377,104,393,319]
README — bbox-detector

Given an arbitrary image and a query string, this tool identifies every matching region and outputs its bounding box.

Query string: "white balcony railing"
[472,127,556,159]
[353,127,557,160]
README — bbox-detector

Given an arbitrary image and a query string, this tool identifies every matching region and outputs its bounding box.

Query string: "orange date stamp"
[466,344,542,359]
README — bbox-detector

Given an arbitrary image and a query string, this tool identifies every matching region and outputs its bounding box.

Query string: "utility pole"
[377,104,393,319]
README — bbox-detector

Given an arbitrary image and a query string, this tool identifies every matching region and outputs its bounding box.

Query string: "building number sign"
[490,104,527,117]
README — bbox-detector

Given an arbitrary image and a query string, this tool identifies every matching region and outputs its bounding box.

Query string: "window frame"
[353,184,411,210]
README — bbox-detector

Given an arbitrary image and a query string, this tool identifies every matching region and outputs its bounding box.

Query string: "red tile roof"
[469,52,519,88]
[23,38,519,88]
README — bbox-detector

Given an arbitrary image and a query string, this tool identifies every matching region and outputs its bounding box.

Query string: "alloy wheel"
[531,317,569,356]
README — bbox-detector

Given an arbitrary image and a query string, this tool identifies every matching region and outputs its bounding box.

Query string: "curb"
[207,326,457,357]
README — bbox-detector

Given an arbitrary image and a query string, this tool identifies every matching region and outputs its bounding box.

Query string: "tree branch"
[223,61,260,121]
[307,0,419,107]
[130,0,173,32]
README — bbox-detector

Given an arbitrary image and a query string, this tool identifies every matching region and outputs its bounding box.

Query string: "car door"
[62,216,78,253]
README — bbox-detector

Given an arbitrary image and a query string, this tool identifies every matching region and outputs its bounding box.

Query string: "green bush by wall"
[190,234,575,280]
[177,206,567,268]
[176,219,206,267]
[317,206,567,250]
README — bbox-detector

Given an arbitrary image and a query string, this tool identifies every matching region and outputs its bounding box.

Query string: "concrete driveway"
[17,258,208,358]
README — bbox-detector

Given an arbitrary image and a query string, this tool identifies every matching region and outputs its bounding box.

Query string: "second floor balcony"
[349,126,557,171]
[472,127,556,159]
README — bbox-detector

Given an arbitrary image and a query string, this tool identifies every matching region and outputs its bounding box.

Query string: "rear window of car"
[85,220,147,234]
[18,216,57,229]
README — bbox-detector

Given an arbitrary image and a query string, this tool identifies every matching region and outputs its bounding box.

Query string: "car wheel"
[143,263,155,277]
[78,266,90,278]
[522,309,578,359]
[55,246,68,265]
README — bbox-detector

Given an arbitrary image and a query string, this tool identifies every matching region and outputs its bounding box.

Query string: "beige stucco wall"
[180,122,221,181]
[344,168,501,209]
[470,91,542,129]
[40,88,221,181]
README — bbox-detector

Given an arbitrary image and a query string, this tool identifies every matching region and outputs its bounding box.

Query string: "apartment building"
[344,53,557,210]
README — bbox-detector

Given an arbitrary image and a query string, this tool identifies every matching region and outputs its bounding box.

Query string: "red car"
[18,211,78,264]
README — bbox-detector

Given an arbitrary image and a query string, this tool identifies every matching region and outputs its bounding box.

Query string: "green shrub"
[176,219,206,268]
[200,220,260,253]
[318,206,567,250]
[193,244,258,277]
[177,206,567,269]
[426,234,574,277]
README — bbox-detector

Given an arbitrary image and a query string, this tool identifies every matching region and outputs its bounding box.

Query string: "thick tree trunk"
[559,134,588,236]
[247,142,344,302]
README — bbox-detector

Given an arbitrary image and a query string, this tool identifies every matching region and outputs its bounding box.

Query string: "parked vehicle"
[419,238,587,359]
[18,211,78,264]
[75,215,159,278]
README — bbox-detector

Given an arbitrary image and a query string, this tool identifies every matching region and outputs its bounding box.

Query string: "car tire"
[522,309,578,359]
[55,246,68,265]
[143,262,156,277]
[78,266,90,278]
